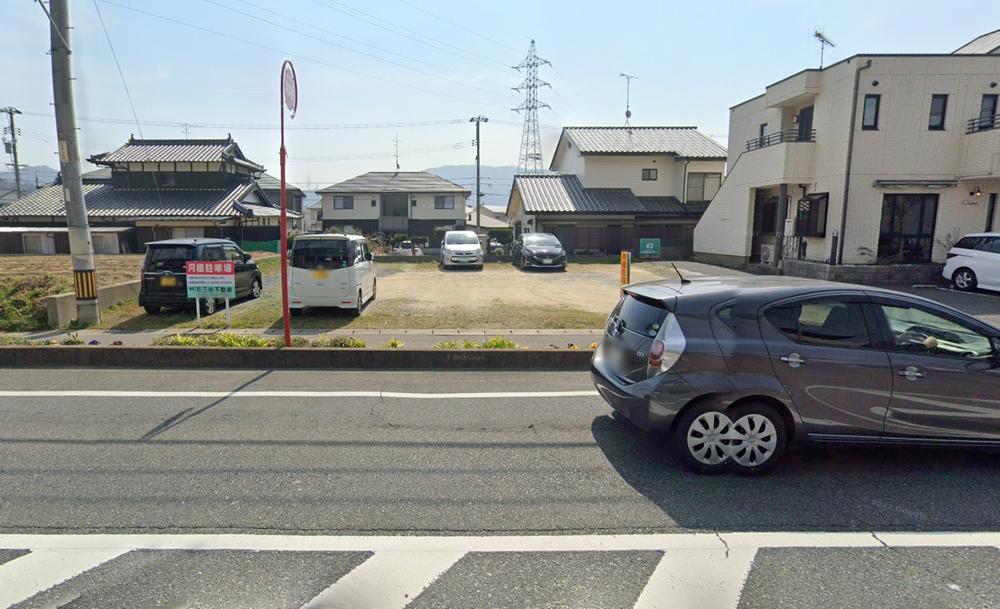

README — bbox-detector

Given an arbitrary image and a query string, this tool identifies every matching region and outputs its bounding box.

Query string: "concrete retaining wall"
[781,260,945,285]
[46,280,141,328]
[0,346,594,370]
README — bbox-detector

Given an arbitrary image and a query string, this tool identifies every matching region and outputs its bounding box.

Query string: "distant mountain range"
[0,165,59,199]
[423,164,517,207]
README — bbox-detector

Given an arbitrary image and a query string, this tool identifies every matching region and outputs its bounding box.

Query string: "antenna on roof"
[620,73,638,126]
[671,262,691,285]
[393,133,400,173]
[814,30,836,68]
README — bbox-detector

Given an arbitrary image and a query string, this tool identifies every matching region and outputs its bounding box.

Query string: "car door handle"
[896,366,925,380]
[780,353,806,368]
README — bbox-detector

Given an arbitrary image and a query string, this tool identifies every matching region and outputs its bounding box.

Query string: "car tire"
[671,404,734,475]
[476,264,484,271]
[371,279,377,301]
[143,305,161,315]
[727,402,787,476]
[202,298,217,316]
[290,308,304,317]
[250,277,262,299]
[952,268,978,292]
[351,290,363,317]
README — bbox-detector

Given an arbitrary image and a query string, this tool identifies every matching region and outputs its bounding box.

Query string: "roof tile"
[318,172,470,194]
[561,126,726,158]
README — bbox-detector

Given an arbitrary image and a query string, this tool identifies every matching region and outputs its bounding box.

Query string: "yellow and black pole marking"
[73,270,98,300]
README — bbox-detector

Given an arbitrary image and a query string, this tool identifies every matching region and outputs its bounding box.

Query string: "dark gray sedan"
[592,276,1000,475]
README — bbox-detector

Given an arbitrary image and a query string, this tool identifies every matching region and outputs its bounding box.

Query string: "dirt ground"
[0,254,145,286]
[377,260,744,315]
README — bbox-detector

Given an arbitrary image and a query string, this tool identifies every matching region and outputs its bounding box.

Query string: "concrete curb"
[0,346,594,370]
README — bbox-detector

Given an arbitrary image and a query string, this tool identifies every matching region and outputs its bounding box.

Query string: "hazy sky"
[5,0,999,190]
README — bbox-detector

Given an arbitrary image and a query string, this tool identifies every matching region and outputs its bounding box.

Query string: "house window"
[862,94,880,130]
[333,196,354,210]
[795,193,828,238]
[686,172,722,202]
[371,199,377,207]
[153,172,176,188]
[759,123,768,138]
[877,193,939,263]
[434,195,455,209]
[641,168,658,181]
[928,94,948,130]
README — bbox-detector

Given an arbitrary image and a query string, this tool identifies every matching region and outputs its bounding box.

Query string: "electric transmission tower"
[512,39,550,174]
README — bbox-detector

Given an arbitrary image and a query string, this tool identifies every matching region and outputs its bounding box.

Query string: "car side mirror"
[242,253,251,262]
[365,252,374,261]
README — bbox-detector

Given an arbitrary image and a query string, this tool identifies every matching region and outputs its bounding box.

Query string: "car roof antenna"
[671,262,691,285]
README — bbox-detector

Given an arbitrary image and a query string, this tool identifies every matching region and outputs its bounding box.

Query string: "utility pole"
[470,116,488,234]
[1,107,23,198]
[48,0,100,324]
[513,40,550,173]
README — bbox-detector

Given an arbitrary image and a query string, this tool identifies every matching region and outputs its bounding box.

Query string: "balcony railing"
[967,114,999,134]
[745,128,816,151]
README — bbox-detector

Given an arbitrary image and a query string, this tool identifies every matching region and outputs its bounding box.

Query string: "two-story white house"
[317,171,470,243]
[693,31,1000,283]
[506,126,727,257]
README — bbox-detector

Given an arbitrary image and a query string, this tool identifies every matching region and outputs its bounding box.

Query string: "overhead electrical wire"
[200,0,516,101]
[97,0,511,111]
[395,0,522,55]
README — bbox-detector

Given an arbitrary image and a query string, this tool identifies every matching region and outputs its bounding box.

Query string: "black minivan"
[139,238,262,315]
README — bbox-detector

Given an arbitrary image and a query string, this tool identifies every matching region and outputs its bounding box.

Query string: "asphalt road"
[1,368,998,608]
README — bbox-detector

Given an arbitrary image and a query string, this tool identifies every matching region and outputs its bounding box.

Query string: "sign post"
[186,261,236,325]
[279,60,298,348]
[619,250,631,294]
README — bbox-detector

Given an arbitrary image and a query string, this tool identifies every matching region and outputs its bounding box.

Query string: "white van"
[288,234,375,315]
[942,232,1000,292]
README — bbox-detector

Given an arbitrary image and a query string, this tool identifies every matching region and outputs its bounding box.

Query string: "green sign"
[639,238,661,259]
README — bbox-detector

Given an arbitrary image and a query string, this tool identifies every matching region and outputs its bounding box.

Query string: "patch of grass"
[311,336,367,348]
[384,337,405,349]
[0,335,35,345]
[463,336,518,349]
[432,340,461,349]
[152,332,280,348]
[0,274,72,332]
[60,332,84,345]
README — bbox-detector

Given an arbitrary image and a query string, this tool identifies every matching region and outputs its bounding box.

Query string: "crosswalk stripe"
[0,548,128,608]
[299,550,465,609]
[632,548,757,609]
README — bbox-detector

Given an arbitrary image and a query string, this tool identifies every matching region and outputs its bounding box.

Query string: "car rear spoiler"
[622,284,679,310]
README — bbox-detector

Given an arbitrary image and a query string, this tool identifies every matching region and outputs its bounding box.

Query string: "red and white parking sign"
[185,260,236,299]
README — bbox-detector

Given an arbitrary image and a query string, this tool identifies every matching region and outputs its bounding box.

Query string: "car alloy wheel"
[727,403,787,476]
[251,278,262,298]
[953,268,977,291]
[686,411,734,466]
[729,414,777,468]
[202,298,217,316]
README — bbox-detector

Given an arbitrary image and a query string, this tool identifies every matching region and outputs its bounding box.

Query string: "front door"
[224,244,251,294]
[381,194,409,233]
[870,296,1000,441]
[759,295,892,438]
[750,192,777,262]
[877,193,939,263]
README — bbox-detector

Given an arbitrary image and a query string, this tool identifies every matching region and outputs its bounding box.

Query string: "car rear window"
[954,236,985,250]
[292,240,351,269]
[612,294,669,338]
[144,245,194,272]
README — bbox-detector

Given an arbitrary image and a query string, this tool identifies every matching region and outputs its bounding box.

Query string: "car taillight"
[648,339,665,368]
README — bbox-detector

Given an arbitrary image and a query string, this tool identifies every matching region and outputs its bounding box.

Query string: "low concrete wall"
[0,346,593,370]
[46,280,140,328]
[781,260,946,285]
[691,251,748,270]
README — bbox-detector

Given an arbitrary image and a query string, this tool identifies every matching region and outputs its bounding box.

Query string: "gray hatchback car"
[592,276,1000,475]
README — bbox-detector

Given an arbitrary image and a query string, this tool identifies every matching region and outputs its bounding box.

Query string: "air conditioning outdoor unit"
[760,244,775,264]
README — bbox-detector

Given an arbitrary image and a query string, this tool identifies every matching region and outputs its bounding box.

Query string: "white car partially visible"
[440,230,484,270]
[942,232,1000,292]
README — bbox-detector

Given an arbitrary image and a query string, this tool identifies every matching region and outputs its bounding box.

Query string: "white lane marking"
[299,550,464,609]
[633,548,757,609]
[0,548,128,608]
[0,532,997,553]
[0,390,599,399]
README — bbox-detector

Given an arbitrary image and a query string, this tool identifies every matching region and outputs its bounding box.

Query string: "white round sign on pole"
[282,61,298,119]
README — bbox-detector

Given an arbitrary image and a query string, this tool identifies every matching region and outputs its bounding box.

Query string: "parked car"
[943,232,1000,292]
[139,238,261,316]
[592,276,1000,475]
[392,240,423,256]
[288,234,375,316]
[511,232,567,270]
[439,230,484,270]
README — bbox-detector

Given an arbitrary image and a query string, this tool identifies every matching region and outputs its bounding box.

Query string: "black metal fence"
[745,128,816,151]
[966,114,998,134]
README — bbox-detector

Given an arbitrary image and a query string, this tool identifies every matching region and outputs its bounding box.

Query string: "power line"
[311,0,511,74]
[395,0,521,54]
[97,0,511,111]
[200,0,515,101]
[291,141,473,163]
